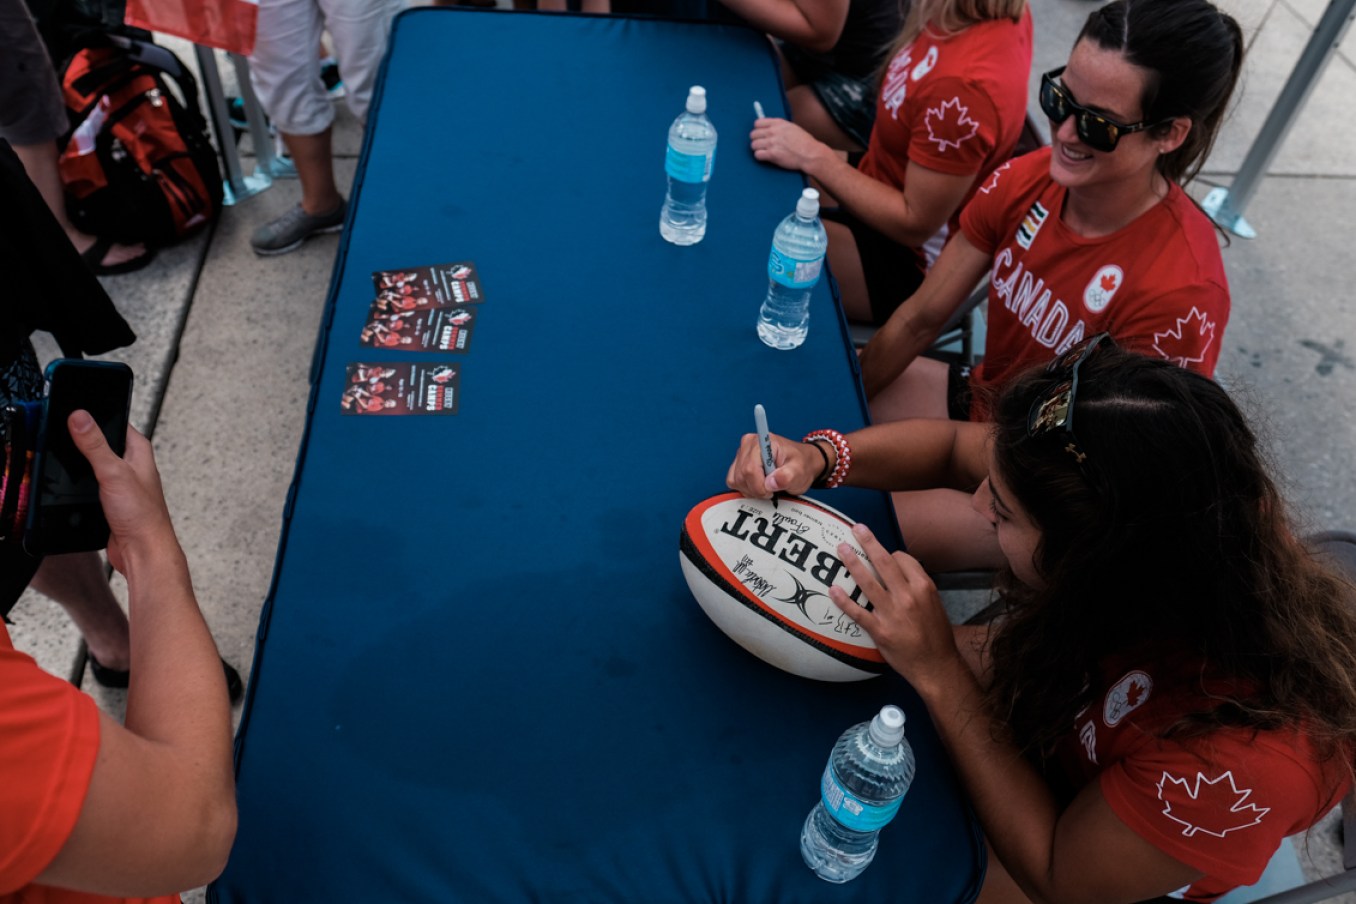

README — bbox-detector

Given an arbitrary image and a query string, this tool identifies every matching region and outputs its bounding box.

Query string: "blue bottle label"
[768,246,824,289]
[666,145,714,183]
[820,762,902,832]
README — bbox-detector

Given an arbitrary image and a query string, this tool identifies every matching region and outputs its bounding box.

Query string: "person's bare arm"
[857,233,992,399]
[36,414,235,897]
[727,419,991,500]
[751,121,977,249]
[720,0,849,52]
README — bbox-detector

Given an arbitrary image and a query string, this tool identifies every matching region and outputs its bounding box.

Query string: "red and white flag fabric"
[124,0,258,55]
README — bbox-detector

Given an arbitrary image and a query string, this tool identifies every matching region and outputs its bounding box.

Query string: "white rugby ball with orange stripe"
[679,492,885,682]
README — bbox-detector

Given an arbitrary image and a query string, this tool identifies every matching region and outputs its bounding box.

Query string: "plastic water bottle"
[757,188,828,350]
[800,705,915,883]
[659,86,717,246]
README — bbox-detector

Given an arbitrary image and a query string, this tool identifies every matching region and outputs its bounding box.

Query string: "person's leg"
[778,44,801,89]
[787,84,861,152]
[0,343,128,666]
[826,219,872,322]
[29,551,130,671]
[974,843,1033,904]
[249,0,348,252]
[882,358,1002,572]
[866,349,950,422]
[33,548,246,700]
[321,0,401,125]
[895,487,1004,574]
[279,128,342,216]
[0,0,146,268]
[824,207,926,326]
[10,142,147,268]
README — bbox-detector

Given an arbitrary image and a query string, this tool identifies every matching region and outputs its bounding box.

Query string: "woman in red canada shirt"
[749,0,1032,325]
[856,0,1243,572]
[727,340,1356,903]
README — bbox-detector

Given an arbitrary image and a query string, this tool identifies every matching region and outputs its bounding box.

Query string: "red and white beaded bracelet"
[802,429,851,489]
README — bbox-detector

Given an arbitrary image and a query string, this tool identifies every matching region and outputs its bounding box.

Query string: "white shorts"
[249,0,403,136]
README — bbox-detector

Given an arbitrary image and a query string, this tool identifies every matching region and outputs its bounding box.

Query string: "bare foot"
[70,231,147,268]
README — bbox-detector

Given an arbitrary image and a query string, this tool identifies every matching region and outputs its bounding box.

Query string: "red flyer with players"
[359,306,477,352]
[371,261,483,311]
[340,362,460,415]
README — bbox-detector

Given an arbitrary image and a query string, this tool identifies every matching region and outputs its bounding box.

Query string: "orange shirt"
[0,624,178,904]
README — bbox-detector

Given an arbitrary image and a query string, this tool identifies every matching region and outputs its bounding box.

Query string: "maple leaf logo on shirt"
[924,97,981,153]
[1157,771,1271,837]
[1103,669,1152,726]
[1151,307,1217,367]
[979,161,1011,195]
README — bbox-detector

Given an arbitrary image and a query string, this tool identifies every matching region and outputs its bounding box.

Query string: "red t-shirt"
[857,9,1033,265]
[1052,658,1349,902]
[961,147,1230,413]
[0,625,179,904]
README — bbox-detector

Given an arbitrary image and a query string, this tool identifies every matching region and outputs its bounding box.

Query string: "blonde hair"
[878,0,1027,86]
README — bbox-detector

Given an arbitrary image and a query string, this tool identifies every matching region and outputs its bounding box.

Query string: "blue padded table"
[211,8,984,903]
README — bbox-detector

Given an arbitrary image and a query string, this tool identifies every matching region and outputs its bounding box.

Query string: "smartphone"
[23,359,134,556]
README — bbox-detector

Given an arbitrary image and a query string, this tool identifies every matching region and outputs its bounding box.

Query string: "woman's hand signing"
[726,433,824,499]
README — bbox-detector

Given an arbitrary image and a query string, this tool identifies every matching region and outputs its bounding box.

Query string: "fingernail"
[69,410,94,432]
[837,541,852,557]
[852,523,869,537]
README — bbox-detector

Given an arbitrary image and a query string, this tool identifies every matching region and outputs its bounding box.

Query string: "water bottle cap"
[796,188,820,219]
[686,86,707,114]
[869,705,906,746]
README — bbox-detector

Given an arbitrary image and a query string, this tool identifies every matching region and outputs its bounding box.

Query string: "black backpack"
[57,35,222,247]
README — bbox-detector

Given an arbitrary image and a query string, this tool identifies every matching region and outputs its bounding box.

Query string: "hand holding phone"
[64,410,179,577]
[24,359,133,556]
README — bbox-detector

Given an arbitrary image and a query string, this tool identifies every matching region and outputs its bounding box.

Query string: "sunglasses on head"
[1026,333,1115,467]
[1039,67,1167,153]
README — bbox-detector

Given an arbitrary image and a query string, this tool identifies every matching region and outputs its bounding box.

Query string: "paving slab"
[1208,0,1356,176]
[1212,176,1356,530]
[149,155,360,708]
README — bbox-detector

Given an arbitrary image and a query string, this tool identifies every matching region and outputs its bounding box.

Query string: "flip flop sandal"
[89,651,246,704]
[80,236,156,276]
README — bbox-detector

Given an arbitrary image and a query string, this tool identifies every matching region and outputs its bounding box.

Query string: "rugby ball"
[679,492,885,682]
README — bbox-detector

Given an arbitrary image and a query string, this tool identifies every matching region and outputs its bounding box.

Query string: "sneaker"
[320,58,345,99]
[227,96,248,130]
[250,199,347,256]
[227,96,274,135]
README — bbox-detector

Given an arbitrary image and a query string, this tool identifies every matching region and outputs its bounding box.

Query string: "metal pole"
[1203,0,1356,238]
[193,44,248,201]
[228,53,293,179]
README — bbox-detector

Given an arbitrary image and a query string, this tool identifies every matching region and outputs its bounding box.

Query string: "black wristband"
[806,440,833,488]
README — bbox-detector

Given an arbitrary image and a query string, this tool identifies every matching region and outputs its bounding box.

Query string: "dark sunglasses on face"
[1039,67,1167,153]
[1026,332,1115,466]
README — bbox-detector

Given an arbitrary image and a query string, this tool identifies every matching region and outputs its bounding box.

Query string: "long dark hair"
[985,347,1356,766]
[1078,0,1245,185]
